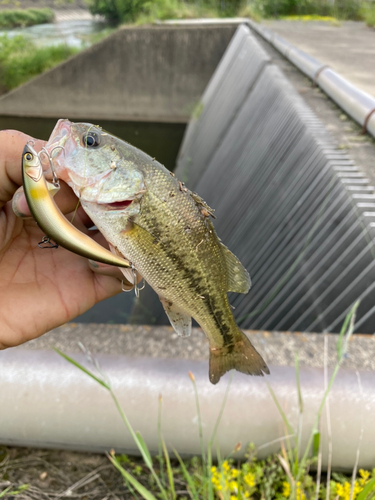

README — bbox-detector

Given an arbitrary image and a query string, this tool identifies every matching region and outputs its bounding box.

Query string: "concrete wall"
[0,25,236,123]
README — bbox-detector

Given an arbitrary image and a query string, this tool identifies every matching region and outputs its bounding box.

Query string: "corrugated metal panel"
[175,25,271,189]
[176,25,375,333]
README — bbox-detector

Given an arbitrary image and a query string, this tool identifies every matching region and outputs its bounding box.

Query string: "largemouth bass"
[46,119,269,384]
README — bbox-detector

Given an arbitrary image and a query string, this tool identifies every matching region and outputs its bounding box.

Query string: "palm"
[0,202,120,348]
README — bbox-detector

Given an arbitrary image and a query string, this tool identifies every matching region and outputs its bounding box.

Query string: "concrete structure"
[263,20,375,99]
[0,25,236,123]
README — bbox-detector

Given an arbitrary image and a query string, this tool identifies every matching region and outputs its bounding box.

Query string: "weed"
[87,0,255,24]
[0,34,78,91]
[361,1,375,26]
[252,0,362,19]
[0,8,54,29]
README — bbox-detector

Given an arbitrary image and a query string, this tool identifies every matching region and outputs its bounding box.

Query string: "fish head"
[22,143,43,182]
[44,119,145,212]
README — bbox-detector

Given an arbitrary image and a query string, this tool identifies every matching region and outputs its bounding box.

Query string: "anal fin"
[159,297,192,337]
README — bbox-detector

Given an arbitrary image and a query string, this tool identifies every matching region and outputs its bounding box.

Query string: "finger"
[88,260,129,282]
[0,130,45,209]
[76,206,95,229]
[54,181,80,214]
[12,181,79,218]
[12,186,31,218]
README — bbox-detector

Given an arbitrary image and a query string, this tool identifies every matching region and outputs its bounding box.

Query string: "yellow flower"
[282,481,291,497]
[244,472,256,488]
[359,469,370,486]
[222,460,231,472]
[230,496,237,500]
[296,481,306,500]
[211,466,217,474]
[229,480,238,492]
[336,481,354,500]
[359,469,370,480]
[244,492,250,499]
[231,468,240,479]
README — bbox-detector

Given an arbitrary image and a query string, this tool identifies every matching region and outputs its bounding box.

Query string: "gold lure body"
[22,144,131,268]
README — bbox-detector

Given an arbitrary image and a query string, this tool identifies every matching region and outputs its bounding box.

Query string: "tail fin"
[209,329,269,384]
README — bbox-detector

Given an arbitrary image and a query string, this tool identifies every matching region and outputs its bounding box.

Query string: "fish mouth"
[100,199,134,210]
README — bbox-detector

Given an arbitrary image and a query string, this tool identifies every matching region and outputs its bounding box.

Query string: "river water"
[0,16,107,48]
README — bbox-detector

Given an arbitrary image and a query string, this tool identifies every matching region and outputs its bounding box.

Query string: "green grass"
[0,8,54,29]
[0,34,78,91]
[52,302,375,500]
[86,0,261,24]
[361,1,375,25]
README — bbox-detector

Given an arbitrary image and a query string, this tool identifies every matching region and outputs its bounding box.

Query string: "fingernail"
[88,260,99,268]
[12,190,28,218]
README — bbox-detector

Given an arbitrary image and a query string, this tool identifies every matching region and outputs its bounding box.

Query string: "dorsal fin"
[220,243,251,294]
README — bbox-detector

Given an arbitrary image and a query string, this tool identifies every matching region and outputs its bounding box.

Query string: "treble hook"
[121,264,145,297]
[38,145,65,189]
[38,236,59,249]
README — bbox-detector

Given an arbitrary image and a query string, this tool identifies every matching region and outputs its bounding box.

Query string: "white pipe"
[1,348,374,470]
[246,19,375,139]
[318,69,375,128]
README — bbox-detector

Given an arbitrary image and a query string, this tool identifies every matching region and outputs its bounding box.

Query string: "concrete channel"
[0,21,374,468]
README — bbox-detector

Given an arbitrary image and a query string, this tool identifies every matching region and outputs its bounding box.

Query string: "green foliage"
[0,482,29,498]
[0,8,54,29]
[0,34,78,91]
[87,0,252,24]
[252,0,362,19]
[361,1,375,25]
[333,0,362,19]
[88,0,149,23]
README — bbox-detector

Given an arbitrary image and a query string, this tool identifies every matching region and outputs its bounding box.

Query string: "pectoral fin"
[220,243,251,294]
[159,297,192,337]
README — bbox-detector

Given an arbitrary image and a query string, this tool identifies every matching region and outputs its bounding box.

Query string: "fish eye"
[24,152,33,161]
[83,132,100,148]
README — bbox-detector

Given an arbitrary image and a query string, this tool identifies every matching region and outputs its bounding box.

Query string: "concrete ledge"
[15,324,375,371]
[0,25,237,123]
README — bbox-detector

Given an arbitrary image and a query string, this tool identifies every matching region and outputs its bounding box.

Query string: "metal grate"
[175,24,375,334]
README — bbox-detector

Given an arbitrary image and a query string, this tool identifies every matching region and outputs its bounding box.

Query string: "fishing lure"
[22,142,131,269]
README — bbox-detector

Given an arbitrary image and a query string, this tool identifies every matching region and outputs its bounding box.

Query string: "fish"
[45,119,269,384]
[22,142,131,269]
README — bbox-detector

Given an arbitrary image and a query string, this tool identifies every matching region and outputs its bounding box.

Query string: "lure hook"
[133,265,145,298]
[121,264,145,297]
[38,236,59,249]
[38,146,64,189]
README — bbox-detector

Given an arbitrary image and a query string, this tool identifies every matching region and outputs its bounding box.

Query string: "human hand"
[0,130,134,349]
